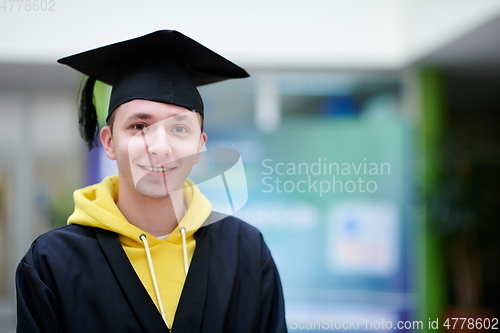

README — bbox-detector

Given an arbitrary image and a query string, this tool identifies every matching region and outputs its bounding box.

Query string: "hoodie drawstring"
[179,227,189,276]
[139,234,168,328]
[139,231,190,328]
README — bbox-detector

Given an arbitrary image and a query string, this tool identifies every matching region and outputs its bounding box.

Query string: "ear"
[194,132,208,164]
[198,132,207,152]
[100,126,116,160]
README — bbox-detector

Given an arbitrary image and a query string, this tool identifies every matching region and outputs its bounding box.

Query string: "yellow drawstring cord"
[139,234,168,328]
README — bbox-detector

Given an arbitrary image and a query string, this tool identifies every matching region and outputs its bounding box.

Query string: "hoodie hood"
[67,175,212,328]
[68,175,211,244]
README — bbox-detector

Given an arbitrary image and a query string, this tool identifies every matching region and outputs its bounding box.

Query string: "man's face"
[100,99,207,198]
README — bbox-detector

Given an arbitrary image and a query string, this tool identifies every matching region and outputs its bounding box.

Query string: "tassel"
[78,76,99,150]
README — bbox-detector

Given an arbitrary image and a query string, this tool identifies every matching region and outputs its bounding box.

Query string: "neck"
[116,178,186,237]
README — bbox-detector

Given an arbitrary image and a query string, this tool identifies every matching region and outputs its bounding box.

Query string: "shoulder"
[201,212,263,240]
[21,225,101,266]
[198,212,271,258]
[30,224,97,247]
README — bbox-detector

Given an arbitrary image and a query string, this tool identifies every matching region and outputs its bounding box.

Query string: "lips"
[138,164,177,173]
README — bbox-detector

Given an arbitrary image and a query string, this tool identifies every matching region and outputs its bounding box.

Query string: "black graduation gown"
[16,215,287,333]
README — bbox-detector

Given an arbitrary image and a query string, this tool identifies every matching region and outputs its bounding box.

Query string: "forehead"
[113,99,197,123]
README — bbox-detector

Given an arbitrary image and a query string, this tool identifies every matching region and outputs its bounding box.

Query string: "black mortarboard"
[57,30,249,149]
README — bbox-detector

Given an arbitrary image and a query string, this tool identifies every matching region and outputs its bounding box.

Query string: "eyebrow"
[127,112,152,121]
[173,113,195,123]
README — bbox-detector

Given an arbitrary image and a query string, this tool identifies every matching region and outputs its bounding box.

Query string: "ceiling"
[419,14,500,75]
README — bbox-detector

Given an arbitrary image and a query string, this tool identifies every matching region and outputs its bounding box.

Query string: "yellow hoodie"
[67,175,212,327]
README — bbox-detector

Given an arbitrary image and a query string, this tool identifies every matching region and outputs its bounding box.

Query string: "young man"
[16,30,287,333]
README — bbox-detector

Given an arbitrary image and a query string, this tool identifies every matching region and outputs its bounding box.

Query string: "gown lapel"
[94,215,238,333]
[95,228,169,332]
[172,219,239,333]
[170,227,210,332]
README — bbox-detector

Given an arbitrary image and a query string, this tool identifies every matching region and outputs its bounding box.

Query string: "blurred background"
[1,0,500,332]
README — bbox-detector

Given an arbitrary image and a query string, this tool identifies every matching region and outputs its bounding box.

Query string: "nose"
[142,127,172,157]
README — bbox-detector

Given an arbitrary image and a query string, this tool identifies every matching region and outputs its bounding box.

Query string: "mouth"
[138,164,177,173]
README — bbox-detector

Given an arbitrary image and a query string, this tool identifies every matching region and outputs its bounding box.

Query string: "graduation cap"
[58,30,250,149]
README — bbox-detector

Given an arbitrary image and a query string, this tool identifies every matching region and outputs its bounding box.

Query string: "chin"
[135,182,170,198]
[132,172,186,198]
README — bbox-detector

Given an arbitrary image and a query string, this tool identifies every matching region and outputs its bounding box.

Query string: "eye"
[173,126,188,133]
[132,124,146,131]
